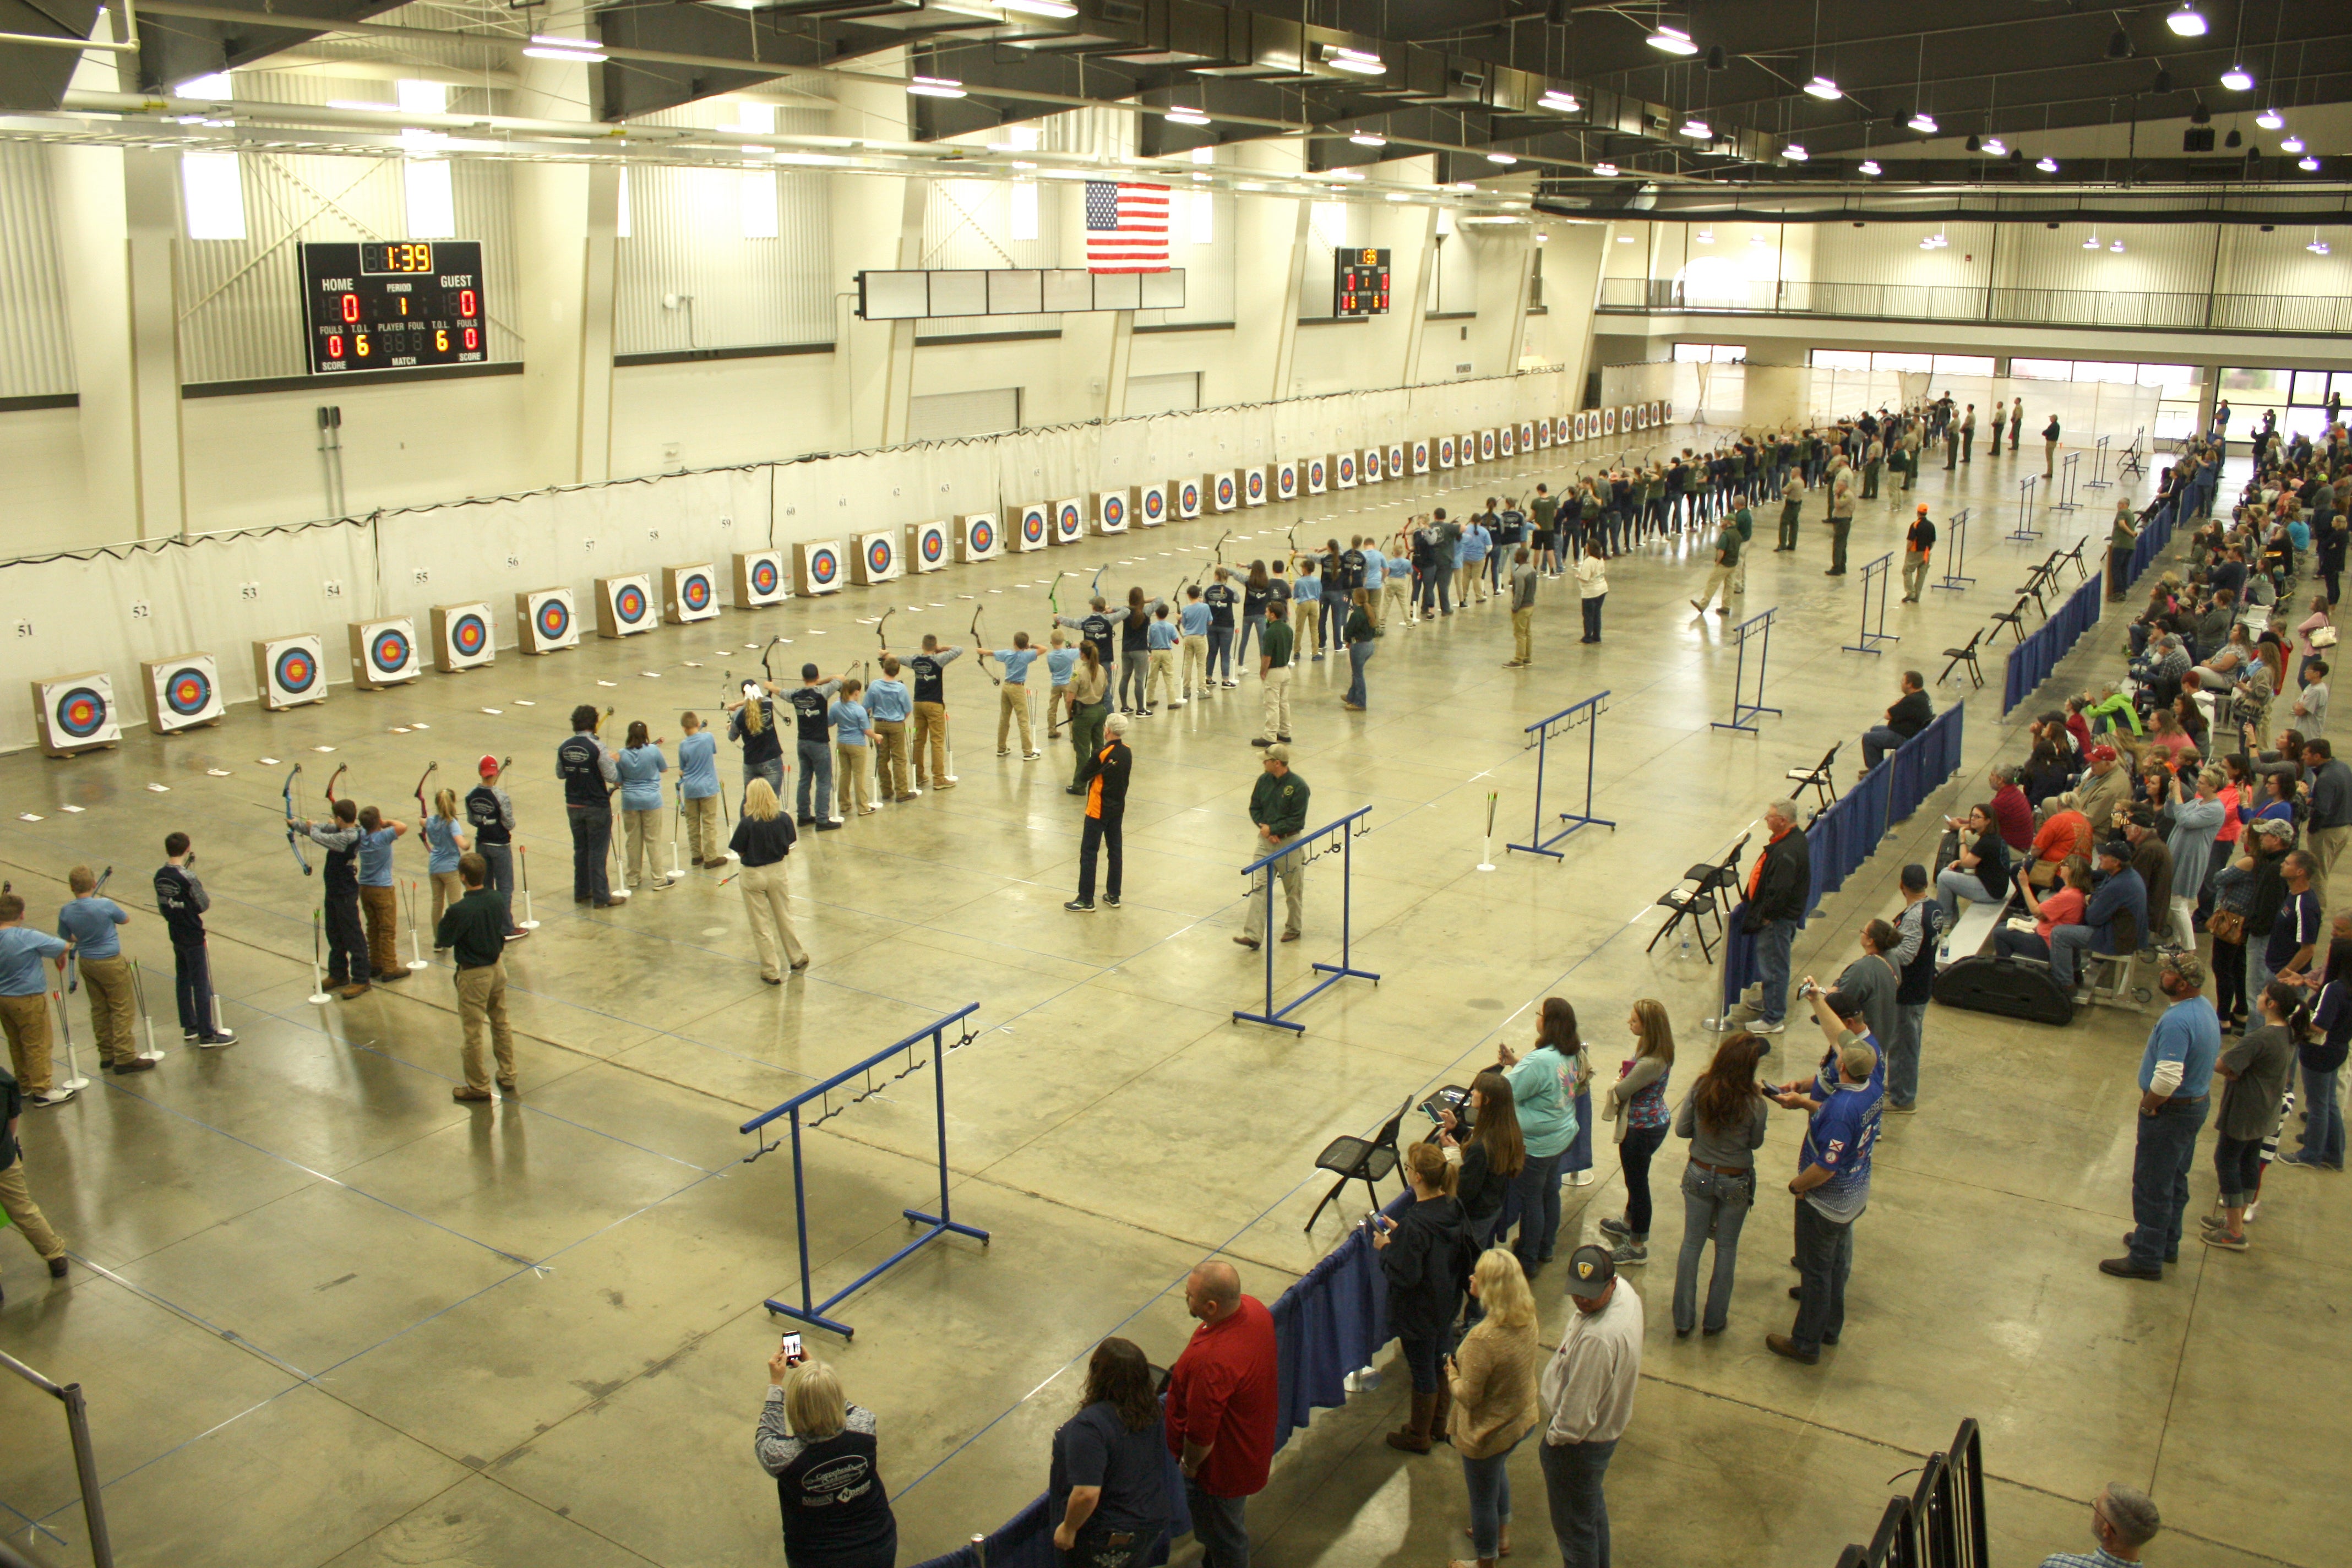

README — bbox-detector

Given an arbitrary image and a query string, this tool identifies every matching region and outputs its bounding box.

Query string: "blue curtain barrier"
[2001,573,2105,715]
[905,1195,1408,1567]
[1721,705,1966,1012]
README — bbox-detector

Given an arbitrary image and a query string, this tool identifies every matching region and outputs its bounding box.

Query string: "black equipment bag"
[1932,954,2075,1025]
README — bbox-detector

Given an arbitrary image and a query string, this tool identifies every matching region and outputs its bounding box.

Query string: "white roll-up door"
[908,387,1022,441]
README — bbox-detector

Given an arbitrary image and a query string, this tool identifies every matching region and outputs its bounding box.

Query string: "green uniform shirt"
[1716,522,1743,567]
[1733,505,1754,542]
[1249,768,1311,839]
[1260,618,1294,670]
[434,888,507,968]
[1531,495,1559,529]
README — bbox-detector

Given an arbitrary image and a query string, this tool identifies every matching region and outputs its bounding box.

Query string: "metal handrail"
[1830,1418,1989,1568]
[0,1348,115,1567]
[1597,275,2352,335]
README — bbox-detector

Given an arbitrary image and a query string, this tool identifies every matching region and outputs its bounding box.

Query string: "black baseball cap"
[1564,1244,1616,1299]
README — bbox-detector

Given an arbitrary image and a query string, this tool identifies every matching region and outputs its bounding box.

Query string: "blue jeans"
[172,939,217,1038]
[475,841,515,930]
[1755,916,1797,1025]
[1860,725,1905,771]
[1207,625,1234,680]
[745,758,783,798]
[1237,614,1264,666]
[1398,1330,1445,1393]
[1462,1431,1526,1560]
[1184,1479,1249,1568]
[1619,1123,1666,1234]
[1887,1001,1927,1108]
[1934,865,1989,930]
[1320,596,1342,651]
[2294,1064,2345,1166]
[1504,1148,1564,1265]
[1346,639,1374,706]
[1538,1437,1618,1568]
[794,739,832,821]
[2049,922,2108,989]
[1581,595,1604,640]
[1789,1198,1853,1353]
[1673,1163,1754,1335]
[2127,1095,2211,1269]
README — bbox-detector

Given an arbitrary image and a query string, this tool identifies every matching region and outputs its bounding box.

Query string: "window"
[179,151,246,240]
[402,158,455,240]
[740,170,779,238]
[1869,351,1932,373]
[2073,361,2137,385]
[1808,348,1870,370]
[2010,357,2073,380]
[1676,342,1744,363]
[1931,353,1995,377]
[1010,179,1038,242]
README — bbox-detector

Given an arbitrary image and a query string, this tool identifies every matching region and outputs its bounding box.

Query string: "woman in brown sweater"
[1444,1248,1542,1567]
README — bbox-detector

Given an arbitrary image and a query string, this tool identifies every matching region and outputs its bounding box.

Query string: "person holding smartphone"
[1370,1141,1468,1455]
[756,1351,895,1568]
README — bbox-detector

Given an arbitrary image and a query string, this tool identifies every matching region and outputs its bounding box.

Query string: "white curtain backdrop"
[0,369,1567,754]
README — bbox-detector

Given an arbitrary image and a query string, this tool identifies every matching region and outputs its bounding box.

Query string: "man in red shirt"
[1166,1260,1278,1566]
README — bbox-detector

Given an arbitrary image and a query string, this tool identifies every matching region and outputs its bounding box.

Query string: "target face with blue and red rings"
[369,627,412,673]
[1308,460,1325,486]
[809,548,840,585]
[923,529,947,563]
[1217,476,1235,506]
[536,597,571,641]
[450,613,489,657]
[682,574,713,611]
[968,519,994,554]
[750,557,781,595]
[53,686,108,739]
[1058,504,1081,537]
[614,583,650,624]
[1143,491,1163,520]
[1246,472,1264,500]
[1022,511,1046,545]
[867,538,894,573]
[165,668,214,717]
[1180,482,1198,511]
[275,645,319,694]
[1104,496,1126,526]
[1338,456,1355,482]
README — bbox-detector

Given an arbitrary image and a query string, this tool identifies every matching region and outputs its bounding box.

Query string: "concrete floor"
[1,431,2334,1568]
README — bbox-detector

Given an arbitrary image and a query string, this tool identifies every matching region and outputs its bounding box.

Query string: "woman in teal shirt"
[616,722,668,888]
[1496,996,1582,1268]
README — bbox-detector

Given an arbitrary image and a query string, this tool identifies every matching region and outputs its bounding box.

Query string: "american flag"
[1085,180,1170,273]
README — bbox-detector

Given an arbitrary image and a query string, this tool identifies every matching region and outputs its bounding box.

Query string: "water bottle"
[1681,932,1692,959]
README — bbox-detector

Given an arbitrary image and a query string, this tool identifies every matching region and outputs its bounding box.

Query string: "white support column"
[1267,197,1309,400]
[119,148,187,537]
[510,55,615,486]
[879,174,927,449]
[1397,204,1439,389]
[1502,239,1537,373]
[1102,308,1134,420]
[579,162,618,483]
[47,139,138,537]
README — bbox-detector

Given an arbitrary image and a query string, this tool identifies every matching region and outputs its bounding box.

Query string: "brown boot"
[1385,1388,1435,1453]
[1428,1374,1454,1448]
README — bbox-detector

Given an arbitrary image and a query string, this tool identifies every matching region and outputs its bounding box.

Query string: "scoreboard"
[1333,246,1391,317]
[300,241,487,374]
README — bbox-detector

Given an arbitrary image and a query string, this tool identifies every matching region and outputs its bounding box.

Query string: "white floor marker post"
[130,957,167,1060]
[516,844,540,929]
[660,795,685,886]
[307,911,332,1004]
[1477,791,1498,872]
[404,879,429,970]
[52,963,90,1091]
[606,801,631,900]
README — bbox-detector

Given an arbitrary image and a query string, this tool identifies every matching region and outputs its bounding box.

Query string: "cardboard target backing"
[906,520,950,573]
[140,653,226,733]
[1242,467,1267,507]
[1174,477,1202,519]
[31,671,122,756]
[255,633,329,708]
[1133,482,1168,528]
[1533,421,1551,450]
[518,588,579,655]
[1304,455,1328,494]
[1334,452,1356,489]
[1273,461,1297,500]
[949,513,996,564]
[1051,498,1085,545]
[349,616,422,689]
[795,540,845,596]
[664,563,721,623]
[1094,490,1129,535]
[1479,429,1498,461]
[595,575,657,639]
[850,531,902,586]
[431,602,496,672]
[733,551,789,608]
[1360,448,1382,483]
[1412,439,1431,474]
[1498,426,1515,458]
[1014,504,1050,553]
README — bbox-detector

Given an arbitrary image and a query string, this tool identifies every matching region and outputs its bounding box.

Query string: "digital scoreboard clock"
[300,240,486,374]
[1333,246,1391,317]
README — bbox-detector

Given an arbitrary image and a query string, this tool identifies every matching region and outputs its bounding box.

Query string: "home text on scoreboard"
[1333,247,1391,318]
[300,241,487,374]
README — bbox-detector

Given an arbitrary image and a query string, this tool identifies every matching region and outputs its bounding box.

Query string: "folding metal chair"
[1940,627,1986,688]
[1646,832,1750,960]
[1783,741,1842,811]
[1302,1097,1411,1232]
[1990,595,2035,644]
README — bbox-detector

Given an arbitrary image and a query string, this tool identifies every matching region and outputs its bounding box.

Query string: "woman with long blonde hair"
[729,777,808,981]
[1599,998,1675,1266]
[1443,1248,1542,1567]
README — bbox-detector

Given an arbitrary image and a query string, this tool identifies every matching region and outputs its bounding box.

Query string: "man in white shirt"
[1539,1244,1643,1568]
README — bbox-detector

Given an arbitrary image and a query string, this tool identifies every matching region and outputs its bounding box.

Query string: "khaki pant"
[1381,578,1411,629]
[361,884,400,976]
[454,961,515,1092]
[835,742,874,815]
[1147,647,1179,707]
[1261,665,1292,740]
[739,857,809,978]
[1294,606,1323,659]
[429,868,465,927]
[622,808,661,885]
[1246,835,1306,939]
[1902,551,1931,601]
[1694,563,1736,611]
[2311,823,2351,913]
[1512,606,1535,664]
[79,954,137,1065]
[873,718,910,799]
[0,1153,64,1263]
[913,701,950,785]
[2045,439,2057,478]
[1180,633,1208,695]
[1456,563,1477,604]
[997,684,1035,754]
[1,991,53,1098]
[683,792,723,863]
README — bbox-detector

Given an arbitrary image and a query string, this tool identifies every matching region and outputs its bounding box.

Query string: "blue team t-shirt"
[677,731,719,799]
[357,826,400,887]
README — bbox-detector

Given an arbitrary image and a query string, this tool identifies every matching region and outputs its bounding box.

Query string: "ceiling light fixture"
[1805,75,1838,100]
[2310,232,2331,254]
[907,75,966,97]
[2300,156,2321,172]
[1680,117,1711,139]
[1695,228,1714,243]
[1783,143,1808,161]
[327,99,399,112]
[2220,64,2254,91]
[1324,45,1385,75]
[1593,161,1618,176]
[2037,155,2058,172]
[1982,137,2006,156]
[2256,107,2284,129]
[2084,231,2101,249]
[1908,111,1937,133]
[2165,4,2206,37]
[1165,108,1210,126]
[2111,238,2126,252]
[1349,132,1387,147]
[1616,234,1635,243]
[1485,151,1519,165]
[1453,181,1479,192]
[1326,167,1364,180]
[1859,159,1881,175]
[1540,90,1581,112]
[523,41,607,63]
[997,0,1077,14]
[1647,24,1698,55]
[2281,134,2305,153]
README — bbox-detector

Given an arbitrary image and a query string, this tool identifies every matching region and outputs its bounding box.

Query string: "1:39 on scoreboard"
[300,241,487,374]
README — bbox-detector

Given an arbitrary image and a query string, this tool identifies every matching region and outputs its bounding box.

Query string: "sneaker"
[1169,699,1186,708]
[114,1057,156,1075]
[1023,750,1043,760]
[1608,1241,1648,1266]
[1278,735,1292,744]
[1598,1215,1631,1238]
[1064,900,1095,913]
[2201,1229,2249,1250]
[29,1088,78,1107]
[1756,1020,1787,1034]
[205,1026,237,1044]
[997,748,1012,756]
[1887,1101,1918,1115]
[1251,737,1273,748]
[1103,895,1120,908]
[814,821,842,832]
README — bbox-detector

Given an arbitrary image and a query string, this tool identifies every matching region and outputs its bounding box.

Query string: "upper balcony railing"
[1596,275,2352,335]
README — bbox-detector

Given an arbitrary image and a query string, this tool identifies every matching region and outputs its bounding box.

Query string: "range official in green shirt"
[1238,748,1313,948]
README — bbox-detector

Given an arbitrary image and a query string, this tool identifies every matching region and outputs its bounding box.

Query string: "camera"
[1798,979,1819,999]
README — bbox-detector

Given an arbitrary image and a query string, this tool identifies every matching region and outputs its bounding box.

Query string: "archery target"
[1460,432,1478,463]
[1498,426,1515,458]
[733,551,788,608]
[851,531,901,586]
[141,654,225,733]
[31,672,121,755]
[1635,404,1650,431]
[1602,407,1616,435]
[1015,503,1050,552]
[1305,456,1327,494]
[1438,435,1456,469]
[1620,405,1635,435]
[1385,443,1404,478]
[1554,415,1571,443]
[1412,439,1430,474]
[1212,472,1237,513]
[517,588,578,655]
[349,616,422,689]
[952,513,999,564]
[255,633,330,707]
[1095,491,1129,535]
[1479,429,1498,461]
[1362,448,1382,483]
[431,602,496,672]
[1243,467,1267,507]
[1177,478,1202,519]
[906,520,950,573]
[664,563,721,623]
[1518,421,1536,452]
[595,575,656,638]
[1574,411,1588,441]
[1274,462,1297,501]
[1335,453,1356,489]
[794,540,845,595]
[1135,482,1168,528]
[1662,400,1673,423]
[1533,421,1551,451]
[1052,499,1085,545]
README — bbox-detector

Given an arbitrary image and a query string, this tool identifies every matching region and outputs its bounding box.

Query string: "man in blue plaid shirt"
[2039,1484,2160,1568]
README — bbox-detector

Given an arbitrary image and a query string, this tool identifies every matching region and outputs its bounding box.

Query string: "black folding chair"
[1940,627,1986,688]
[1783,741,1842,811]
[1990,595,2034,644]
[1646,832,1750,960]
[2059,537,2089,581]
[1302,1097,1411,1232]
[2016,552,2060,616]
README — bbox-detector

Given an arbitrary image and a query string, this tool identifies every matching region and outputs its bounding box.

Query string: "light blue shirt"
[616,744,667,811]
[1360,548,1386,587]
[677,730,719,799]
[423,815,465,873]
[829,699,872,745]
[0,924,70,995]
[2139,996,2221,1097]
[1460,525,1491,563]
[1047,647,1079,686]
[994,647,1041,685]
[865,677,912,724]
[58,897,128,961]
[358,826,399,888]
[1293,574,1322,603]
[1180,601,1211,636]
[1147,619,1179,651]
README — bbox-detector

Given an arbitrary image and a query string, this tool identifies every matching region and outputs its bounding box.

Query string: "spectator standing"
[1167,1261,1278,1568]
[2292,658,2329,738]
[1234,747,1309,949]
[1743,802,1812,1033]
[1446,1248,1542,1568]
[1537,1245,1643,1568]
[1776,470,1803,552]
[2202,980,2301,1251]
[2045,414,2063,480]
[2040,1484,2161,1568]
[1767,992,1885,1365]
[1439,1069,1525,1252]
[2102,952,2221,1280]
[2256,848,2321,998]
[2301,738,2352,907]
[1504,547,1539,668]
[1374,1141,1469,1454]
[1901,506,1936,602]
[756,1355,895,1568]
[729,778,809,982]
[1067,714,1132,913]
[1671,1032,1771,1337]
[1575,542,1608,644]
[434,853,514,1102]
[1598,1000,1674,1266]
[1826,462,1856,576]
[2279,916,2350,1169]
[1050,1339,1169,1568]
[1497,998,1582,1268]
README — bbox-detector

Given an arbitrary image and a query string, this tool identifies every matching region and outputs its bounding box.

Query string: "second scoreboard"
[300,240,487,374]
[1333,246,1391,317]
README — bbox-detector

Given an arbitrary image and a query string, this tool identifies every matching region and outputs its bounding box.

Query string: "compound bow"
[282,763,312,875]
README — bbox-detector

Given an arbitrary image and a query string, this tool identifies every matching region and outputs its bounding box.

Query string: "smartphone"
[778,1332,804,1365]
